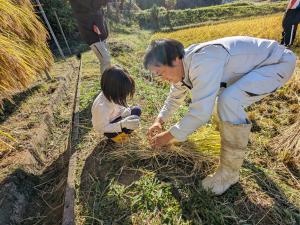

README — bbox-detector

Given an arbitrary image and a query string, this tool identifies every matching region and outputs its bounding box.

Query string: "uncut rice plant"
[0,0,53,105]
[152,14,299,47]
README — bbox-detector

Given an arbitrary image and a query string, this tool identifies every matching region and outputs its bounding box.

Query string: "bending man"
[144,36,296,195]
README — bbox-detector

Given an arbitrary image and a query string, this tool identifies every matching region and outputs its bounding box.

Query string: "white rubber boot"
[202,121,252,195]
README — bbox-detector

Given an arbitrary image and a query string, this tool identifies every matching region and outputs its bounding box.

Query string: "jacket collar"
[181,53,193,89]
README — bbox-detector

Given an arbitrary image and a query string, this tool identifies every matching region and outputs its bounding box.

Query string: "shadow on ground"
[77,138,300,225]
[0,84,43,123]
[0,146,72,225]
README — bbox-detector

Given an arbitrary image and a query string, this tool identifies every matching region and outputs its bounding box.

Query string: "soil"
[0,59,80,225]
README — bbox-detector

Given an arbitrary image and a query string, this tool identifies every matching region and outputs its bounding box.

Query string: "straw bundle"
[106,129,219,180]
[271,114,300,165]
[0,0,53,105]
[270,74,300,165]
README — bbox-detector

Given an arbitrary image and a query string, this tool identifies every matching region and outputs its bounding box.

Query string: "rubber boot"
[202,121,252,195]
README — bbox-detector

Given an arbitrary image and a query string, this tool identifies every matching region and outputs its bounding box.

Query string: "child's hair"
[101,65,135,107]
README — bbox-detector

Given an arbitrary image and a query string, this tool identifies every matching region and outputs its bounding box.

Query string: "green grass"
[74,22,299,225]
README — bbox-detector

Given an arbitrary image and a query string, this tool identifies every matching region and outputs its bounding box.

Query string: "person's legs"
[103,116,122,139]
[281,9,300,46]
[119,106,142,134]
[104,106,142,142]
[90,41,111,74]
[218,49,296,124]
[282,23,298,47]
[202,50,296,195]
[282,10,294,46]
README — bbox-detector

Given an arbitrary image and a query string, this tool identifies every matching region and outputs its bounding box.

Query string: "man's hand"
[150,131,174,148]
[93,24,101,35]
[147,118,164,139]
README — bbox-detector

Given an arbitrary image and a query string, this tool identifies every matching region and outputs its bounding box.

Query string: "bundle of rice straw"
[271,114,300,165]
[0,0,53,106]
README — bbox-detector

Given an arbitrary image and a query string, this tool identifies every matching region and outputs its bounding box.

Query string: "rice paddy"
[152,14,300,47]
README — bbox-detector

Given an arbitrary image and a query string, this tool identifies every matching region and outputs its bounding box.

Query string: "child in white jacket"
[92,65,142,143]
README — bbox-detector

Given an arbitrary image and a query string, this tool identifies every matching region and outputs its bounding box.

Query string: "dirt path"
[0,57,81,225]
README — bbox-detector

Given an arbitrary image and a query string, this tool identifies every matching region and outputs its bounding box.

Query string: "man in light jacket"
[144,36,296,195]
[69,0,111,73]
[281,0,300,46]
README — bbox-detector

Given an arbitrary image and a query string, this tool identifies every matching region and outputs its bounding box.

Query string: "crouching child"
[92,66,142,143]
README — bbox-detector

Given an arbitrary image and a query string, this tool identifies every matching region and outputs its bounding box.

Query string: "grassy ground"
[0,3,297,225]
[0,56,79,224]
[73,22,299,225]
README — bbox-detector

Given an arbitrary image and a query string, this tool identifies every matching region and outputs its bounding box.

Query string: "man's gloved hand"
[120,108,131,118]
[120,115,140,130]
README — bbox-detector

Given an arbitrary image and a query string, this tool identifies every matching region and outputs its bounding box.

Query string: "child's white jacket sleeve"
[169,46,227,141]
[92,97,122,135]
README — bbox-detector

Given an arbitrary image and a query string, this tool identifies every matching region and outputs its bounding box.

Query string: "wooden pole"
[34,0,65,59]
[54,10,72,55]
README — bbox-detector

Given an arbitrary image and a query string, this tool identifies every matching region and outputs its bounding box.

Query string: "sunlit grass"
[74,15,300,225]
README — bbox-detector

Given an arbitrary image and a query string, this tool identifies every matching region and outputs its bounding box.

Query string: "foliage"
[38,0,78,48]
[165,0,176,10]
[135,2,286,30]
[135,0,166,9]
[150,4,160,30]
[135,0,222,9]
[176,0,222,9]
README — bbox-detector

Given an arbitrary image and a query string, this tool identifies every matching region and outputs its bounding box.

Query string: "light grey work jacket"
[159,36,286,141]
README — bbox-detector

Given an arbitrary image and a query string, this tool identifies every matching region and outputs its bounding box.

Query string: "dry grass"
[0,0,53,105]
[271,114,300,164]
[0,0,47,43]
[0,128,16,152]
[73,27,300,224]
[249,72,300,168]
[107,130,218,179]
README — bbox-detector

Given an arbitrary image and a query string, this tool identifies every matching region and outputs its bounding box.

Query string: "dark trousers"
[104,106,142,139]
[69,0,109,45]
[281,8,300,46]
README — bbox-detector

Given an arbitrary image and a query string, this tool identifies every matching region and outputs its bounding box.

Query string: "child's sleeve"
[92,100,122,135]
